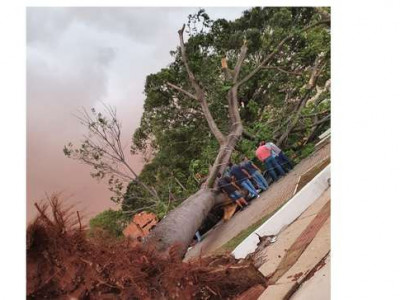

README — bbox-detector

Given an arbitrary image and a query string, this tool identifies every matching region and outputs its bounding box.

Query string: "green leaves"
[221,83,233,92]
[125,7,330,216]
[89,209,129,237]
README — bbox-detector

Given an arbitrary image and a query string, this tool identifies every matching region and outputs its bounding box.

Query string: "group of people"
[193,141,293,244]
[217,141,293,209]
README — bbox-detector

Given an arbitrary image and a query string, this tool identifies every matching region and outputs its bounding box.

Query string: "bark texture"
[145,189,225,256]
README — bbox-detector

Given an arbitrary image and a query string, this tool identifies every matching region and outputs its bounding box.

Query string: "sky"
[27,7,248,223]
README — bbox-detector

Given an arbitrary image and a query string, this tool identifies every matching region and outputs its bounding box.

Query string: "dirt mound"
[27,196,265,299]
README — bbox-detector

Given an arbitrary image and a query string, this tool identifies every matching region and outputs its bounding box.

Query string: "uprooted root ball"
[27,197,265,299]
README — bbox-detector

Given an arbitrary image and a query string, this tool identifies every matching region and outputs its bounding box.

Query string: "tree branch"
[69,106,160,202]
[291,114,331,133]
[262,65,303,76]
[306,79,331,107]
[276,55,327,146]
[299,109,330,118]
[242,130,257,141]
[233,42,248,83]
[166,82,197,100]
[177,24,226,145]
[236,19,330,88]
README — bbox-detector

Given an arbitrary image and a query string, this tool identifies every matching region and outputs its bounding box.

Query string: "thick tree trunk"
[205,125,243,188]
[144,189,225,257]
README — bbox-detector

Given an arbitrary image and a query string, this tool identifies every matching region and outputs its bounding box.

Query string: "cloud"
[27,7,247,222]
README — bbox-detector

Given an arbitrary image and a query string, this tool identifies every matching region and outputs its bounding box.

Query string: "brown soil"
[234,284,265,300]
[27,196,266,299]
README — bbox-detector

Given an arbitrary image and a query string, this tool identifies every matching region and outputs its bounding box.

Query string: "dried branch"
[76,211,82,231]
[66,106,160,201]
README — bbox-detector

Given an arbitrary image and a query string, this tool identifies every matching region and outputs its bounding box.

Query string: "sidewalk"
[184,143,330,260]
[257,188,331,299]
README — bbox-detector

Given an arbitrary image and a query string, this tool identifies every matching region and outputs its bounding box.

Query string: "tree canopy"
[124,7,330,218]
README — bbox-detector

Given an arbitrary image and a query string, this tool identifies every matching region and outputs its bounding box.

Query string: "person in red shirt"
[255,141,286,182]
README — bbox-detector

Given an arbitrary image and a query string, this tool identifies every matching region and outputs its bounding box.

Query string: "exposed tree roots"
[27,197,266,299]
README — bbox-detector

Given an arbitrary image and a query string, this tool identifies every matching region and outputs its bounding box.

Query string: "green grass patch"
[215,201,288,254]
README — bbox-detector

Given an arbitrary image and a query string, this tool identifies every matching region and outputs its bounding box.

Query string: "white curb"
[232,164,331,259]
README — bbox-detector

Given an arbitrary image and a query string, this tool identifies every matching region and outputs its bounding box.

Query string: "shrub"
[89,209,129,237]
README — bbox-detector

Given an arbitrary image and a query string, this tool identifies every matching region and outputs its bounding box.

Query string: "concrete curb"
[232,164,331,259]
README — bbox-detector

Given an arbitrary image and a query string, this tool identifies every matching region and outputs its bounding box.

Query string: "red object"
[255,145,271,162]
[123,212,158,240]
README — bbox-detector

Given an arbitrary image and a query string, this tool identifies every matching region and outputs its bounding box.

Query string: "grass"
[215,201,288,254]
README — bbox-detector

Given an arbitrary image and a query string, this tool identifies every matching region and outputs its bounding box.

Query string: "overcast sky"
[27,7,248,223]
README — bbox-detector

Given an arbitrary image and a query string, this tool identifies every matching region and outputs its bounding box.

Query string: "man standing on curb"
[255,141,286,182]
[229,162,260,198]
[266,141,293,172]
[217,173,249,209]
[240,156,269,191]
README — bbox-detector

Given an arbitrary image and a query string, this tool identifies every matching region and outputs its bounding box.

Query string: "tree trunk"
[144,189,225,257]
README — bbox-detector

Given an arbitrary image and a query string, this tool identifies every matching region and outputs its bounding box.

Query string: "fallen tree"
[145,17,330,257]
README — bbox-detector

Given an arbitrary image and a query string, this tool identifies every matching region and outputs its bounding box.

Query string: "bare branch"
[166,82,197,100]
[67,106,160,201]
[233,42,248,83]
[177,24,226,145]
[78,108,123,160]
[178,24,199,91]
[76,211,82,231]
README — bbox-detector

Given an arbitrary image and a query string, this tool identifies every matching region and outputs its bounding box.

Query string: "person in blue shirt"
[228,162,260,198]
[240,156,269,191]
[217,173,249,209]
